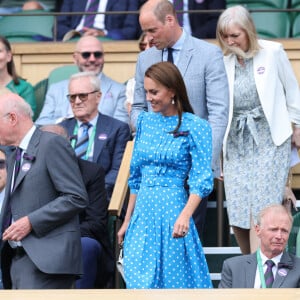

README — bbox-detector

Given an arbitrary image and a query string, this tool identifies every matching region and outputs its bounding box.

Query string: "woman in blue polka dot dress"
[118,62,213,289]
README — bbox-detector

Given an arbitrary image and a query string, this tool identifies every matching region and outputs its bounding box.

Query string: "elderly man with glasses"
[59,71,131,200]
[36,36,128,125]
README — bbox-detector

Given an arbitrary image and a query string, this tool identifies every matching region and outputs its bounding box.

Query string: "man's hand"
[82,27,106,37]
[2,216,32,241]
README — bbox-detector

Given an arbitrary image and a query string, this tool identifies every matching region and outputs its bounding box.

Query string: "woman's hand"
[117,221,129,245]
[292,126,300,149]
[172,213,190,238]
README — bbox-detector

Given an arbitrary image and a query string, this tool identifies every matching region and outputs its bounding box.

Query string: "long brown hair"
[0,36,20,84]
[145,61,194,133]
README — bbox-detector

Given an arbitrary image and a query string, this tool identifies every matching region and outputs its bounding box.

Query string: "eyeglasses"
[0,159,6,170]
[67,91,99,103]
[77,51,103,59]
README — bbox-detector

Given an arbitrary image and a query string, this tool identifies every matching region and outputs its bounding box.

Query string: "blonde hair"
[216,5,260,58]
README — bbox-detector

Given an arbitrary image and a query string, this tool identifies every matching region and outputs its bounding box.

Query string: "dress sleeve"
[187,117,214,199]
[128,112,145,194]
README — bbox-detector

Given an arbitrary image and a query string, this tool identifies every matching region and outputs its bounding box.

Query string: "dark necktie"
[264,260,275,288]
[173,0,183,26]
[167,48,174,63]
[75,123,92,159]
[13,147,22,189]
[83,0,100,29]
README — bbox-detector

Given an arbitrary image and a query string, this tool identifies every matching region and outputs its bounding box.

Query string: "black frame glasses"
[67,91,99,103]
[77,51,103,59]
[0,159,6,170]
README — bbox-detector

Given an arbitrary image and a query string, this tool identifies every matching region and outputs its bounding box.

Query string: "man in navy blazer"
[0,93,88,289]
[56,0,141,41]
[219,204,300,288]
[60,71,131,199]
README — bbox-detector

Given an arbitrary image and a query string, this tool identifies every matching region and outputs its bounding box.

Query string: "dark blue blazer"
[188,0,226,39]
[60,113,131,198]
[57,0,141,40]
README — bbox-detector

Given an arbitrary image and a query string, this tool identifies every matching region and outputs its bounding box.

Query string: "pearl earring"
[171,98,175,105]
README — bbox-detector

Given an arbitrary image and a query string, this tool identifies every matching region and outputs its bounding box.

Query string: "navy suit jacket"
[188,0,226,39]
[219,251,300,288]
[77,159,113,287]
[57,0,141,40]
[60,113,131,198]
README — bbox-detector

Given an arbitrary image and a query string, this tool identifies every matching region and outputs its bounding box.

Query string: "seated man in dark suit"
[60,71,131,200]
[219,204,300,288]
[40,124,114,288]
[57,0,141,41]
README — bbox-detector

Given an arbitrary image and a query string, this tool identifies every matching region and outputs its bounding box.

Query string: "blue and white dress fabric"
[224,57,290,229]
[124,111,213,288]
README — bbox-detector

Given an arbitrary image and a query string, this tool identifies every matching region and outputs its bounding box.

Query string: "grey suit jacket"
[219,251,300,288]
[131,33,229,176]
[0,129,88,278]
[36,72,129,125]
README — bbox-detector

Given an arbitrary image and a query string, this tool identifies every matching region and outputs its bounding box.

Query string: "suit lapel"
[245,253,257,288]
[13,130,41,191]
[177,35,193,77]
[273,251,294,288]
[93,114,109,162]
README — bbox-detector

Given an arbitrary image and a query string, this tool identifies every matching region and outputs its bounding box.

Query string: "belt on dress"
[233,105,263,156]
[142,175,185,187]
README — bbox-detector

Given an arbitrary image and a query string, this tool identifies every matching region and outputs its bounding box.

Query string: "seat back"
[251,11,291,38]
[0,10,54,42]
[33,78,48,121]
[292,12,300,37]
[287,212,300,256]
[47,65,79,87]
[226,0,288,9]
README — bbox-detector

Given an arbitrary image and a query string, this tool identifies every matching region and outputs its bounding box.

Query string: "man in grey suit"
[219,204,300,288]
[0,93,88,289]
[36,35,128,125]
[131,0,229,238]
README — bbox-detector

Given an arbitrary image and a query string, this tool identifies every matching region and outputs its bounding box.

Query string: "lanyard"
[71,123,96,160]
[256,249,267,288]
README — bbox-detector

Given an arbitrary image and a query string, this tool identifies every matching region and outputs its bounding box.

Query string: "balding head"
[73,36,104,74]
[0,93,34,146]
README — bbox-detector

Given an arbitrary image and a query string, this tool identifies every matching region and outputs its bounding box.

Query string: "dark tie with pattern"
[167,48,174,63]
[13,147,22,189]
[173,0,183,26]
[75,123,92,159]
[83,0,100,28]
[264,260,275,288]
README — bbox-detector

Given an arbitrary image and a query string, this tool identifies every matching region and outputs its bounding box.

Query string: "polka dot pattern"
[124,112,213,288]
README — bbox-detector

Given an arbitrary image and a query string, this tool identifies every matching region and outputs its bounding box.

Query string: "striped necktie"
[83,0,99,28]
[264,260,275,288]
[75,123,92,159]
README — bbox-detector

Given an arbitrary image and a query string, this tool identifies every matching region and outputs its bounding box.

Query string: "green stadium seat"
[292,13,300,37]
[0,10,54,42]
[287,212,300,256]
[33,78,48,121]
[226,0,288,9]
[251,11,291,38]
[47,65,79,87]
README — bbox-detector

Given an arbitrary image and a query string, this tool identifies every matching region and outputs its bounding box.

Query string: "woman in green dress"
[0,36,36,115]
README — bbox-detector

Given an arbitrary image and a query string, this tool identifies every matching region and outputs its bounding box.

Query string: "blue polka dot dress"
[124,112,213,289]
